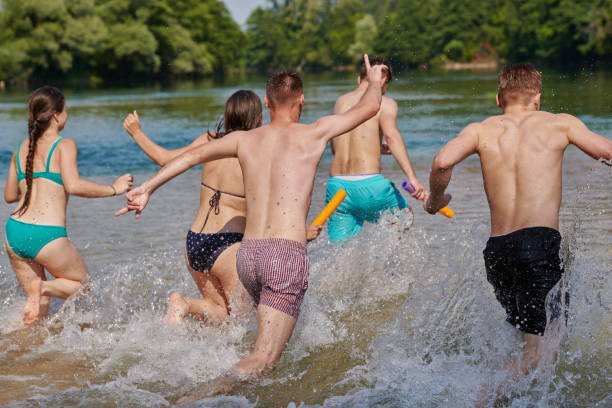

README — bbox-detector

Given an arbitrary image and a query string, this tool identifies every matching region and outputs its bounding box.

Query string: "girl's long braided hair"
[13,86,65,216]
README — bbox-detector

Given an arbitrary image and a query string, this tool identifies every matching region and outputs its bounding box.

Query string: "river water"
[0,69,610,407]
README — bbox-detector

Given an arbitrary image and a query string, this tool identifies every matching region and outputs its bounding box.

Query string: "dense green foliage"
[246,0,611,71]
[0,0,245,82]
[0,0,609,83]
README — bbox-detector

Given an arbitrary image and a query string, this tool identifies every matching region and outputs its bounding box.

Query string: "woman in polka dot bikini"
[123,90,261,323]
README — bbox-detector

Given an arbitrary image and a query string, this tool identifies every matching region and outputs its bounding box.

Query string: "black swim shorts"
[483,227,565,336]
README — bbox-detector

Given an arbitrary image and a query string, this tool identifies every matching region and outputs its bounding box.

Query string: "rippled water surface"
[0,69,610,407]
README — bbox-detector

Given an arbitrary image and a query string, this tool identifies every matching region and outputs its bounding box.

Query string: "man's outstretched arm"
[380,98,427,200]
[313,55,387,141]
[562,114,612,165]
[116,132,242,217]
[425,123,479,214]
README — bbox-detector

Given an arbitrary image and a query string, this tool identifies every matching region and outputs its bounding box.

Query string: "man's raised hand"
[364,54,389,86]
[123,111,142,136]
[115,185,150,218]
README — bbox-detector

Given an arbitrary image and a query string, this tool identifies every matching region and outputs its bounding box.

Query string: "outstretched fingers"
[115,207,130,217]
[123,111,141,133]
[364,54,371,72]
[114,203,144,218]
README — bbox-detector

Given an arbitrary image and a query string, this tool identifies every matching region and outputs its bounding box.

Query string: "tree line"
[0,0,610,85]
[246,0,611,71]
[0,0,244,84]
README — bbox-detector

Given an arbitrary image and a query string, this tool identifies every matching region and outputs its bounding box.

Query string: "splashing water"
[299,165,611,408]
[1,166,609,408]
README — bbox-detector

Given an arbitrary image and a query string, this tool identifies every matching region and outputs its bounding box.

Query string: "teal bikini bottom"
[5,218,67,259]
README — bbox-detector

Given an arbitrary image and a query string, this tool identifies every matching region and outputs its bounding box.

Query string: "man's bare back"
[330,90,388,175]
[432,110,611,236]
[474,111,584,235]
[238,122,328,242]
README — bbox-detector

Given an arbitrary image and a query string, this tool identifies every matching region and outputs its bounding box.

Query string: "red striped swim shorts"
[236,238,309,318]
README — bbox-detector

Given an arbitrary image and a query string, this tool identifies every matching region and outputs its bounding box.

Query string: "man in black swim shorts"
[425,63,612,384]
[483,227,564,336]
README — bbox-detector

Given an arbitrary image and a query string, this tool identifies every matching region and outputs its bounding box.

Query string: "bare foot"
[23,279,42,326]
[164,293,189,325]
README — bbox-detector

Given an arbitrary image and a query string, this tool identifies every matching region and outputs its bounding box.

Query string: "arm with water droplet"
[426,123,479,214]
[116,131,242,218]
[4,151,20,203]
[562,113,612,165]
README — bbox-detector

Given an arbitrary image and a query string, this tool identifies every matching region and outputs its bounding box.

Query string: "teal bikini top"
[16,137,64,186]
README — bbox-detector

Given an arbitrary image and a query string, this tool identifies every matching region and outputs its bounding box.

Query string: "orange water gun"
[312,189,347,225]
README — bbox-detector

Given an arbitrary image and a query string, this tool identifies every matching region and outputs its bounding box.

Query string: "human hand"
[364,54,389,86]
[381,142,392,155]
[115,184,150,218]
[112,173,133,195]
[306,224,323,242]
[123,111,142,136]
[408,179,428,201]
[424,193,451,215]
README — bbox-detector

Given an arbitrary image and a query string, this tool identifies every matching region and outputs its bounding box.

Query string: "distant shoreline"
[443,60,499,70]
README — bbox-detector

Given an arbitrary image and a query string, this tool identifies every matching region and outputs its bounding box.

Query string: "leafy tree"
[170,0,246,72]
[580,0,612,56]
[324,0,365,66]
[347,14,377,60]
[0,0,244,82]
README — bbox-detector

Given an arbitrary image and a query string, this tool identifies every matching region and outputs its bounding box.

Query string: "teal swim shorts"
[325,174,408,242]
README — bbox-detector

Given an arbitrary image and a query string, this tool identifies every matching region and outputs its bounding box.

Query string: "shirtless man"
[425,63,612,388]
[117,55,388,394]
[328,57,426,242]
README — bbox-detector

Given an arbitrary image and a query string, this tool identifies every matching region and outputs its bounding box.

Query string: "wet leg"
[502,333,544,380]
[35,238,88,299]
[164,251,230,324]
[39,277,50,318]
[164,292,190,324]
[475,332,544,407]
[517,333,542,376]
[6,243,45,326]
[164,292,228,324]
[176,305,297,404]
[232,305,297,375]
[210,243,254,317]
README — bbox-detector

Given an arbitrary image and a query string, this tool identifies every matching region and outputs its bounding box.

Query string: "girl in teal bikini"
[3,86,133,326]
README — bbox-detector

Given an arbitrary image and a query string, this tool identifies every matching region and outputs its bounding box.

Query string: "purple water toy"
[401,181,415,194]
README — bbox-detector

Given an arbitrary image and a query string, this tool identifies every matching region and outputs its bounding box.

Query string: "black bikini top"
[199,182,245,232]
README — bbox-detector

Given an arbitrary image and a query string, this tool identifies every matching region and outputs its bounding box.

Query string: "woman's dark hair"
[13,86,65,216]
[208,90,262,139]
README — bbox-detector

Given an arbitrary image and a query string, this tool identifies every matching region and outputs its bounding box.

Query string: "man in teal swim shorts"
[326,57,427,242]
